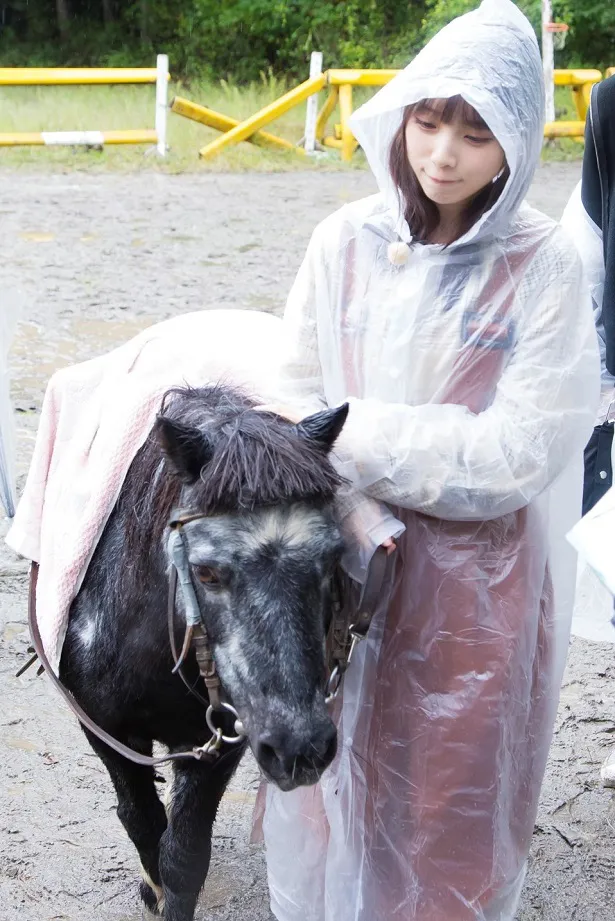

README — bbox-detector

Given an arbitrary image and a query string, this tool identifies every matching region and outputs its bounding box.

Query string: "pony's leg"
[158,748,243,921]
[82,729,168,914]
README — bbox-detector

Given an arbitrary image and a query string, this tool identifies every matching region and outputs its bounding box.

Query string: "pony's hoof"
[140,879,164,917]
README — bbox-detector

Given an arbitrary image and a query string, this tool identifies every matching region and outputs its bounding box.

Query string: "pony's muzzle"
[255,719,337,790]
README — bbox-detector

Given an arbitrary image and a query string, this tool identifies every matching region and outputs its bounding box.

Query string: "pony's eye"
[194,566,220,586]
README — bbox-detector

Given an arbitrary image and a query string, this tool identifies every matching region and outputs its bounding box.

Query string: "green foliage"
[422,0,541,40]
[173,0,425,81]
[0,0,612,80]
[422,0,615,70]
[558,1,615,70]
[0,0,425,79]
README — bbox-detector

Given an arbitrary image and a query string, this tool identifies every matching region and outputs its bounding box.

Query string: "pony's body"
[59,384,348,921]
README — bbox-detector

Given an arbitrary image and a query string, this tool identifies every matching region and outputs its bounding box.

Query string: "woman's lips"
[426,174,459,185]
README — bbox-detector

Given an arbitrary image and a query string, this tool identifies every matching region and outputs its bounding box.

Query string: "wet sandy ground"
[1,163,614,921]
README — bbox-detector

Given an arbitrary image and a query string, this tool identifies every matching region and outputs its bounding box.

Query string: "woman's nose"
[431,131,457,168]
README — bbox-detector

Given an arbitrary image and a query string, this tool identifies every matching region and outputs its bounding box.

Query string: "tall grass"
[0,75,582,172]
[0,73,361,171]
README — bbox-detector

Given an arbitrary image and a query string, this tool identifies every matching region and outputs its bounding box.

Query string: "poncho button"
[387,241,410,266]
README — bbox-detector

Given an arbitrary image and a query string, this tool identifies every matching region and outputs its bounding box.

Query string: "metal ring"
[193,727,223,760]
[206,702,246,744]
[325,666,342,704]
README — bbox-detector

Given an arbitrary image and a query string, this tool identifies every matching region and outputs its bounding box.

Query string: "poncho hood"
[349,0,545,247]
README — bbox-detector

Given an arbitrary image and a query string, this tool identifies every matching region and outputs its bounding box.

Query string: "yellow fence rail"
[316,68,603,154]
[0,67,164,85]
[0,130,157,147]
[197,73,326,159]
[170,96,300,154]
[179,66,609,163]
[0,56,169,155]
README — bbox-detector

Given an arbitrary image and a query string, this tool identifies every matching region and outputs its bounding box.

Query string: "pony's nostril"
[256,741,279,770]
[309,726,337,767]
[321,728,337,764]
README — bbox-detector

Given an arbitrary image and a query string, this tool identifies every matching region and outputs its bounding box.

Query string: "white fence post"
[304,51,323,154]
[155,53,169,157]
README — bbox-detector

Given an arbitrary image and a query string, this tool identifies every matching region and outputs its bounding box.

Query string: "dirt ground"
[1,162,614,921]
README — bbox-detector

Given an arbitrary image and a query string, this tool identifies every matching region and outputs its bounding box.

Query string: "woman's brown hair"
[388,95,510,244]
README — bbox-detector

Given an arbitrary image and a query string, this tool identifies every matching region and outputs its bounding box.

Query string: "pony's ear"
[154,416,214,482]
[295,403,349,452]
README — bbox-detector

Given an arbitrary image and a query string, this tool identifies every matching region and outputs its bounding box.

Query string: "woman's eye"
[416,117,437,130]
[195,566,221,586]
[466,134,492,144]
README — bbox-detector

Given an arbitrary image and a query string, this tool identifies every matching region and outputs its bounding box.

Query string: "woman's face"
[405,99,506,215]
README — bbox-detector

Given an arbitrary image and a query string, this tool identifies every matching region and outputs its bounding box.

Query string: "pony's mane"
[121,384,344,564]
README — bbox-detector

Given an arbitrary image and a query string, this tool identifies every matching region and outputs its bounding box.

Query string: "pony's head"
[155,385,348,791]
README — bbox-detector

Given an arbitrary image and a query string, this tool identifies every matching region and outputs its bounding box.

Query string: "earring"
[492,168,505,184]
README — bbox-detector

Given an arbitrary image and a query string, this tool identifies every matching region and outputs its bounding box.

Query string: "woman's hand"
[381,537,397,555]
[259,406,398,557]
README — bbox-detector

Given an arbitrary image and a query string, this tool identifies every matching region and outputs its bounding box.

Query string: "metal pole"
[542,0,555,124]
[303,52,323,154]
[155,53,169,157]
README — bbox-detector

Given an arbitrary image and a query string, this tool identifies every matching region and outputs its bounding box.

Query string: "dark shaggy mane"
[122,383,345,569]
[161,383,345,512]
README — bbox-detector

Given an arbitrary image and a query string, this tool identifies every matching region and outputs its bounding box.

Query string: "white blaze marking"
[244,507,323,552]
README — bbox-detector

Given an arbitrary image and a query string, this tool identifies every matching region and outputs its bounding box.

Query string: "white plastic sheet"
[260,2,601,919]
[568,485,615,591]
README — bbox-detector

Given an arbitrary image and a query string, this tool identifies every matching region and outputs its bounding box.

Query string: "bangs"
[414,96,489,131]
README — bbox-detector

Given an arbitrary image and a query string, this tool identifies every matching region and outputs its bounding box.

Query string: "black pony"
[59,383,349,921]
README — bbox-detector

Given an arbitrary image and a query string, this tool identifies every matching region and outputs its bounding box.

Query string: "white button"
[600,470,608,480]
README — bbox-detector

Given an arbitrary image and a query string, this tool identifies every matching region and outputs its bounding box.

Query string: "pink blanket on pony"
[6,310,284,673]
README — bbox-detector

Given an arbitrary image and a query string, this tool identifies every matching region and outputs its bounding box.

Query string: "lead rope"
[23,563,230,766]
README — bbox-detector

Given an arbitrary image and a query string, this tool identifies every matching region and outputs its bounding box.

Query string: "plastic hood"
[349,0,545,246]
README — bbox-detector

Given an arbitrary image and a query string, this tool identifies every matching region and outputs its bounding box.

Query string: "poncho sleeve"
[281,221,600,522]
[278,224,405,581]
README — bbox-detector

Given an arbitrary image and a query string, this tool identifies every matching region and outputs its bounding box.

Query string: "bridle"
[19,510,391,768]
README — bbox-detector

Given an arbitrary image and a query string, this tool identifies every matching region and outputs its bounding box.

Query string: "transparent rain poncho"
[259,2,601,919]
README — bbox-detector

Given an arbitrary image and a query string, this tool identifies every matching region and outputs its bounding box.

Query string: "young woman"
[259,1,600,919]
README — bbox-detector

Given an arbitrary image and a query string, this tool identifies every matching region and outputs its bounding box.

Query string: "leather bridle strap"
[24,542,392,766]
[352,545,390,639]
[167,519,224,711]
[27,563,218,766]
[325,545,392,700]
[166,564,211,709]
